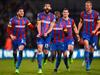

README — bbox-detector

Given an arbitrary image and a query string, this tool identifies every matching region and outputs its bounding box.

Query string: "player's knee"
[63,51,67,57]
[19,51,23,56]
[37,46,43,53]
[68,45,74,51]
[18,45,25,50]
[44,50,48,54]
[90,46,94,52]
[84,46,89,51]
[84,40,89,50]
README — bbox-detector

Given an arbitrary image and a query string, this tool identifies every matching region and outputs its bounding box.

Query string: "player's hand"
[37,33,41,37]
[96,31,100,36]
[63,27,68,36]
[44,33,48,37]
[10,34,16,40]
[63,27,68,32]
[79,38,84,45]
[76,34,80,42]
[92,30,96,35]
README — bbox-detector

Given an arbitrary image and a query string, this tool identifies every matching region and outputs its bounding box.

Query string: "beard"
[44,9,50,14]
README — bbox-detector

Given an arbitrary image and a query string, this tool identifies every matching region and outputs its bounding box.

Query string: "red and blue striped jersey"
[8,16,31,39]
[80,10,100,35]
[52,21,65,43]
[37,12,56,35]
[59,18,75,40]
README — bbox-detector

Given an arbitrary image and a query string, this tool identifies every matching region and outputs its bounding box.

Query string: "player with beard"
[36,3,55,73]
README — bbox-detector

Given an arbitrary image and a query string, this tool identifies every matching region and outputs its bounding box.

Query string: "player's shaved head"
[85,0,92,12]
[85,0,92,6]
[54,11,61,20]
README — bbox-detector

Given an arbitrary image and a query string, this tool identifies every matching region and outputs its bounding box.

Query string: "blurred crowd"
[0,0,100,49]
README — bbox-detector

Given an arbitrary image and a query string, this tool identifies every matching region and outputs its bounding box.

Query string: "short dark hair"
[16,6,24,12]
[54,11,60,14]
[63,8,69,12]
[44,2,51,7]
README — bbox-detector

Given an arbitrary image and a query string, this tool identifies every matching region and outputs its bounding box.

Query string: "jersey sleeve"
[25,18,31,25]
[7,18,14,35]
[8,18,13,27]
[37,13,41,21]
[25,18,34,30]
[96,12,100,22]
[51,14,56,22]
[72,19,75,27]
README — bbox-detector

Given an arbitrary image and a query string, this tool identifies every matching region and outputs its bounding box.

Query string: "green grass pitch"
[0,59,100,75]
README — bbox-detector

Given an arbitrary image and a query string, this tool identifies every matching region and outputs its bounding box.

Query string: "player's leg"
[49,43,56,63]
[89,36,98,66]
[89,46,94,65]
[37,37,44,73]
[37,44,43,73]
[32,50,37,62]
[43,49,48,65]
[13,49,17,65]
[50,50,56,63]
[15,44,25,73]
[43,36,51,65]
[63,51,70,71]
[68,45,74,64]
[67,40,74,64]
[12,40,18,66]
[54,50,62,72]
[84,39,90,71]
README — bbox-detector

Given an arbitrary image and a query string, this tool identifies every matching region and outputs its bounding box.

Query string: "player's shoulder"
[23,17,29,20]
[93,10,99,15]
[38,12,44,16]
[9,16,16,21]
[80,11,85,15]
[59,18,63,22]
[69,18,74,22]
[49,12,54,16]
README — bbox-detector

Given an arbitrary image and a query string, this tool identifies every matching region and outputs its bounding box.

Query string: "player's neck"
[44,11,50,15]
[86,9,92,14]
[17,16,23,19]
[63,17,69,20]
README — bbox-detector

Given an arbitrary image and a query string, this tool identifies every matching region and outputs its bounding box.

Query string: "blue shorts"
[37,35,51,50]
[12,38,26,50]
[65,39,74,50]
[50,42,66,51]
[82,33,98,50]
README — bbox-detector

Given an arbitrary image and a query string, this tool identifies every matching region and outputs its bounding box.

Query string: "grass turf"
[0,59,100,75]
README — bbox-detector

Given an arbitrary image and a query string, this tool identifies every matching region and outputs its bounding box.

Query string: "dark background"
[0,0,100,49]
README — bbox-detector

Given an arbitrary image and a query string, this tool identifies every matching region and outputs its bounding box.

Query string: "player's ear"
[62,12,63,15]
[17,11,19,15]
[49,6,52,10]
[43,6,46,10]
